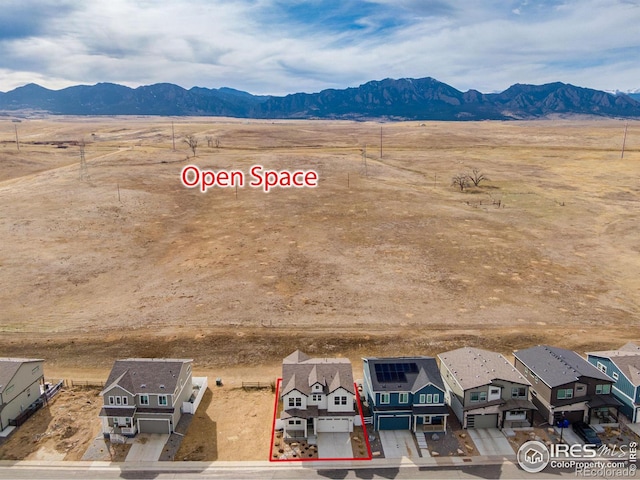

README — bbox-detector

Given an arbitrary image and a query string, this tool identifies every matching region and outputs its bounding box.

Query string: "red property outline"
[269,378,373,462]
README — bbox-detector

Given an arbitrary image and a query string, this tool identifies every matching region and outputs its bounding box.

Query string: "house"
[280,350,355,442]
[513,345,621,425]
[0,358,45,431]
[438,347,536,429]
[362,356,449,432]
[99,358,193,437]
[587,342,640,423]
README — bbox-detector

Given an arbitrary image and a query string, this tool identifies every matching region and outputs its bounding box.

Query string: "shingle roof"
[438,347,530,391]
[514,345,611,388]
[363,357,445,393]
[0,358,43,394]
[588,342,640,386]
[102,358,192,396]
[281,350,354,396]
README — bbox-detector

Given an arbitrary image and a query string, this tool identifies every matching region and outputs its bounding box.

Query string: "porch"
[588,395,622,426]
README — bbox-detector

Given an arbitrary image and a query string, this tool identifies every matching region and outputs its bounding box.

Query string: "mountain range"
[1,77,639,121]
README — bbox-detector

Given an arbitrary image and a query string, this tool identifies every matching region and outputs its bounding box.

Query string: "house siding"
[0,360,44,430]
[588,354,638,422]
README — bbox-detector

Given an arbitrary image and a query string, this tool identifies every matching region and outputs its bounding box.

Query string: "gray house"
[280,350,355,442]
[0,358,45,431]
[438,348,536,429]
[513,345,621,425]
[99,358,193,437]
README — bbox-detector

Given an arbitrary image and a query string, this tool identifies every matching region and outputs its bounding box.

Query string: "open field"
[0,116,639,372]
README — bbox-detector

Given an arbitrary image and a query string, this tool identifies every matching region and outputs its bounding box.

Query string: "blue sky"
[0,0,638,95]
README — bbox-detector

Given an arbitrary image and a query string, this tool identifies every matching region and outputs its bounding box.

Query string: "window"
[419,394,426,404]
[140,395,149,406]
[470,392,479,402]
[108,396,115,405]
[312,394,322,402]
[512,387,527,398]
[479,392,487,402]
[597,362,607,374]
[122,396,128,405]
[115,396,122,405]
[426,394,433,403]
[433,394,440,403]
[557,389,573,399]
[380,393,390,404]
[4,384,14,395]
[334,396,347,405]
[288,397,302,407]
[399,393,409,404]
[596,384,611,395]
[613,372,619,381]
[576,385,585,393]
[32,366,40,374]
[158,395,168,406]
[524,367,529,375]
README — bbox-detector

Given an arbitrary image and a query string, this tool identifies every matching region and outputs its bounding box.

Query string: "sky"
[0,0,639,96]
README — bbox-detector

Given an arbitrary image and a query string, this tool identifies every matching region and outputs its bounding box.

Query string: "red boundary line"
[269,378,373,462]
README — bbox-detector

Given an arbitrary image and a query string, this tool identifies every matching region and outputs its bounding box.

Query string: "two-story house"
[438,347,536,429]
[362,356,449,432]
[0,358,45,432]
[99,358,193,437]
[587,342,640,423]
[280,350,355,442]
[513,345,621,425]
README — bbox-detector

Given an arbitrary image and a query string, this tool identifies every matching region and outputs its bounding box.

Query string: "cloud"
[0,0,638,95]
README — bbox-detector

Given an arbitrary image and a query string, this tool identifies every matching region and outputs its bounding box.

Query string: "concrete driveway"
[379,430,420,459]
[317,432,353,459]
[125,433,170,462]
[468,429,514,456]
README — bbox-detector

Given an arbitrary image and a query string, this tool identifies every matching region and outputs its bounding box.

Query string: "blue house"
[588,342,640,423]
[362,357,449,432]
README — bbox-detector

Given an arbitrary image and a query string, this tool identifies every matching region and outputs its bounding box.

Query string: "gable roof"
[0,358,43,394]
[281,350,354,396]
[364,357,445,393]
[102,358,192,396]
[438,347,530,391]
[514,345,612,388]
[588,342,640,386]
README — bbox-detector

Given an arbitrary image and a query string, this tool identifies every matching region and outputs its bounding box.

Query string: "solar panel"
[374,362,410,383]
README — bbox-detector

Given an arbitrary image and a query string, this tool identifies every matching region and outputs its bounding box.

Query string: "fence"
[67,379,105,388]
[43,380,64,401]
[242,381,275,392]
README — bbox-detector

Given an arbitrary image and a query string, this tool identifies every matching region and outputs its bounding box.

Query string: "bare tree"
[214,137,220,148]
[184,134,198,157]
[468,168,488,187]
[206,135,213,147]
[451,173,470,192]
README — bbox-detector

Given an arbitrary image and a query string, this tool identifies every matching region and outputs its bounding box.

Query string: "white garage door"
[317,417,350,432]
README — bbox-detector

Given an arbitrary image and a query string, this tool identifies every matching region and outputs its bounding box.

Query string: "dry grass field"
[0,115,639,372]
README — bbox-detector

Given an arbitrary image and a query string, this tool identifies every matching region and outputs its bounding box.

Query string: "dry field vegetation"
[0,116,639,459]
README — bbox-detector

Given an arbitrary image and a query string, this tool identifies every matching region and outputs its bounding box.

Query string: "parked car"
[572,421,602,446]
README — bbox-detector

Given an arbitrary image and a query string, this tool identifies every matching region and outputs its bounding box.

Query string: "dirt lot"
[0,387,102,461]
[0,116,639,460]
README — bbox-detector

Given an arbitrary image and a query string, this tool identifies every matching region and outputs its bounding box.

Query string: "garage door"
[317,417,350,432]
[555,410,584,424]
[138,418,171,434]
[378,415,411,430]
[467,414,498,429]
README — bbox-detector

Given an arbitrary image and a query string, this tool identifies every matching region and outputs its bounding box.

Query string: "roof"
[588,343,640,386]
[0,358,44,394]
[363,356,445,393]
[437,347,530,391]
[281,350,354,396]
[514,345,612,388]
[102,358,192,396]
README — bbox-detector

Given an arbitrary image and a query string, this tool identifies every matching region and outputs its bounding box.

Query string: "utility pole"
[171,121,176,151]
[14,124,20,151]
[363,144,368,176]
[79,139,89,180]
[621,122,628,159]
[380,125,383,159]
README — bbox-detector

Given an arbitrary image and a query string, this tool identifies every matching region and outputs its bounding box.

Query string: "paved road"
[0,460,578,480]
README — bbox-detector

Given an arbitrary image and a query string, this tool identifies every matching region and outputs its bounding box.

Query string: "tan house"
[438,348,536,429]
[99,358,193,438]
[0,358,45,431]
[280,350,356,443]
